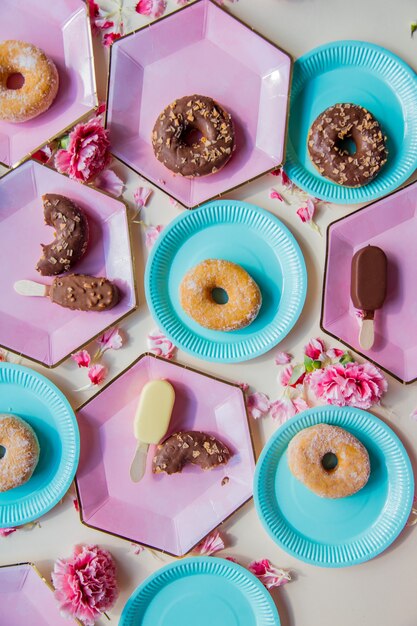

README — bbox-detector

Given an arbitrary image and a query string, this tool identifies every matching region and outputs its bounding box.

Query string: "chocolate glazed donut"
[151,95,235,177]
[307,103,387,187]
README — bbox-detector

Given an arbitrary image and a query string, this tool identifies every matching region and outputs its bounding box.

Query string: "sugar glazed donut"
[0,414,40,492]
[0,40,59,123]
[307,103,387,187]
[152,95,235,177]
[287,423,370,499]
[179,259,262,332]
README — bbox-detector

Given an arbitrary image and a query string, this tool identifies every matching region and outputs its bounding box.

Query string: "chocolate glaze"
[152,95,235,177]
[308,104,387,187]
[152,431,231,475]
[36,194,89,276]
[49,274,119,311]
[351,245,387,317]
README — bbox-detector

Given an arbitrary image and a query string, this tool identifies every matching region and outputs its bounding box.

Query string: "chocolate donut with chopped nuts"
[36,194,89,276]
[152,431,231,475]
[151,95,235,177]
[307,103,388,187]
[49,274,119,311]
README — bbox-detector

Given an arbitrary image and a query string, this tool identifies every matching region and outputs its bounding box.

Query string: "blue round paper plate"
[254,406,414,567]
[284,40,417,204]
[120,556,280,626]
[0,363,79,528]
[145,200,307,363]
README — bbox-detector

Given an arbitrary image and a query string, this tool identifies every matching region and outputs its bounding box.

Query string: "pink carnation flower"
[52,544,118,626]
[55,117,111,182]
[145,224,164,249]
[88,364,108,386]
[195,530,224,556]
[71,350,91,368]
[309,361,387,409]
[246,392,270,419]
[147,328,177,359]
[248,559,291,589]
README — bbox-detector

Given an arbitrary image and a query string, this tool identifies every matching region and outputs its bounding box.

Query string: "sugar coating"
[0,40,59,122]
[179,259,262,331]
[287,423,370,499]
[0,414,40,492]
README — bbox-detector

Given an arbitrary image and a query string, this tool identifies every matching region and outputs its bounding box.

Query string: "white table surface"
[1,1,417,625]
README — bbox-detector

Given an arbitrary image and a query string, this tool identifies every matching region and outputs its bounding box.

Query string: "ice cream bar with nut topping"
[350,245,387,350]
[14,274,119,311]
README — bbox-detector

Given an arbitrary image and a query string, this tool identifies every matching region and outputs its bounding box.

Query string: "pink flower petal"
[147,328,177,360]
[0,527,17,537]
[130,543,145,555]
[270,396,297,423]
[325,348,345,360]
[248,559,291,589]
[195,530,225,555]
[135,0,167,17]
[410,408,417,421]
[32,145,53,164]
[71,349,91,368]
[145,224,164,249]
[274,351,292,365]
[0,349,7,362]
[237,381,250,393]
[73,498,80,513]
[88,364,108,386]
[94,169,124,197]
[52,545,118,626]
[269,188,285,202]
[96,327,123,352]
[103,31,121,47]
[246,391,270,419]
[304,337,325,360]
[134,186,152,208]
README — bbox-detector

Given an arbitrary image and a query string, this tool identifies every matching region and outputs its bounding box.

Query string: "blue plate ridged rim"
[254,406,414,567]
[119,556,280,626]
[0,363,80,527]
[145,200,307,363]
[284,40,417,204]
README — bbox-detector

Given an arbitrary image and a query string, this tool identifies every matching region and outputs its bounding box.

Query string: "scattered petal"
[0,527,17,537]
[297,198,315,223]
[275,351,292,365]
[103,31,122,47]
[270,396,297,423]
[0,349,7,362]
[96,327,123,353]
[130,543,145,555]
[269,188,285,202]
[248,559,291,589]
[224,556,238,563]
[236,381,250,393]
[410,408,417,421]
[195,530,225,555]
[304,337,325,361]
[88,364,108,386]
[246,391,271,419]
[135,0,167,18]
[134,186,152,208]
[147,328,177,359]
[325,347,345,360]
[73,498,80,513]
[94,169,124,197]
[71,349,91,368]
[32,145,53,164]
[270,167,292,188]
[145,224,164,249]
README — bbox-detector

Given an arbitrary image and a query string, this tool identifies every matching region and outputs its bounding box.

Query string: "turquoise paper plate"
[0,363,79,527]
[254,406,414,567]
[145,200,307,362]
[284,40,417,204]
[120,557,280,626]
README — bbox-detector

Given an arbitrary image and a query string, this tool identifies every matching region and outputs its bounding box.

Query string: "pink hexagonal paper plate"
[0,0,97,169]
[321,180,417,384]
[75,353,255,556]
[0,563,79,625]
[0,160,137,367]
[106,0,291,209]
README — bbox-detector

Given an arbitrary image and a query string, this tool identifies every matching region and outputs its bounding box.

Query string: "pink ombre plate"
[321,180,417,383]
[0,0,97,169]
[75,353,255,556]
[0,160,136,368]
[0,563,78,625]
[106,0,291,209]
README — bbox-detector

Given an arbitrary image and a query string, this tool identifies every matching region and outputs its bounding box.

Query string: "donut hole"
[211,287,229,305]
[336,135,357,156]
[182,127,203,147]
[0,445,6,459]
[321,452,338,471]
[6,73,25,90]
